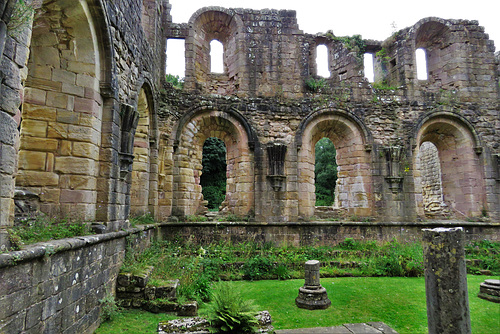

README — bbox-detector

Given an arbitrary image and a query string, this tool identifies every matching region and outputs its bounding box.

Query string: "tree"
[201,137,227,209]
[315,138,337,206]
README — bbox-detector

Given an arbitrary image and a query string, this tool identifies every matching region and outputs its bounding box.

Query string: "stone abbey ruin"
[0,0,499,332]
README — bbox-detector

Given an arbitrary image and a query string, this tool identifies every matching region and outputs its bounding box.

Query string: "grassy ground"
[96,275,499,334]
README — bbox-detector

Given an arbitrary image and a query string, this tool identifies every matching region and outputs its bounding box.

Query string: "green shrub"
[99,294,119,322]
[165,74,184,89]
[273,264,291,280]
[305,77,327,93]
[203,282,259,334]
[129,213,155,226]
[243,255,273,280]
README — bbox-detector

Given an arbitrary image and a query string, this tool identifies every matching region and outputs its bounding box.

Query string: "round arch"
[413,113,486,218]
[129,81,158,218]
[296,108,373,218]
[16,0,112,220]
[171,108,255,217]
[184,7,245,93]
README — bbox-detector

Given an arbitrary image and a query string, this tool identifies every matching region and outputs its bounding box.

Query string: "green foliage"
[165,74,184,89]
[361,239,424,277]
[315,138,337,206]
[201,137,227,210]
[372,81,399,90]
[7,0,34,34]
[333,34,366,59]
[375,48,391,64]
[305,77,327,93]
[95,309,178,334]
[202,282,259,334]
[99,294,119,322]
[8,216,91,247]
[242,255,274,280]
[129,213,155,227]
[186,215,208,222]
[465,240,500,274]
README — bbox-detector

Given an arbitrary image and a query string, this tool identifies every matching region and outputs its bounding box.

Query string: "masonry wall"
[0,225,157,334]
[0,0,167,250]
[160,221,500,247]
[162,10,500,223]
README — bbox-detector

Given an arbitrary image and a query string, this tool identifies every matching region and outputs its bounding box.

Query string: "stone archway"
[130,88,152,217]
[15,0,105,220]
[414,115,486,218]
[171,109,254,218]
[297,110,373,219]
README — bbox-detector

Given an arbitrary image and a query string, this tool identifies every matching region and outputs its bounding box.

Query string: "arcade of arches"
[1,2,499,249]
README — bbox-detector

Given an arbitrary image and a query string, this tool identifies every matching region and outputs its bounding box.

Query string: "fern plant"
[203,282,259,333]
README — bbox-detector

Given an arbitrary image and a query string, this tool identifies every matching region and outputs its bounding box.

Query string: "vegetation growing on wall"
[6,0,34,34]
[165,74,184,89]
[201,137,227,210]
[315,138,337,206]
[7,216,92,250]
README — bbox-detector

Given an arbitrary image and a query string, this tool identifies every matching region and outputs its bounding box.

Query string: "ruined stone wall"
[161,221,500,247]
[0,0,167,250]
[0,225,156,334]
[161,10,499,223]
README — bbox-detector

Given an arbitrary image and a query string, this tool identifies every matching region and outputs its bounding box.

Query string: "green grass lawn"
[96,275,499,334]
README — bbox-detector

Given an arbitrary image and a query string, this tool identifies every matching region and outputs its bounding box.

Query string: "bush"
[99,294,119,322]
[165,74,184,89]
[305,77,327,93]
[203,282,259,334]
[243,255,273,280]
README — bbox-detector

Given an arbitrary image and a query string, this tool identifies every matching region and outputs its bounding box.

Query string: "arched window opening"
[130,89,151,217]
[316,44,330,78]
[210,40,224,73]
[419,141,447,217]
[314,138,337,206]
[416,48,428,80]
[166,39,186,79]
[363,53,374,82]
[201,137,227,210]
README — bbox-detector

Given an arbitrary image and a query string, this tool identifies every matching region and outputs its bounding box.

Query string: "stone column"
[423,227,471,334]
[295,260,331,309]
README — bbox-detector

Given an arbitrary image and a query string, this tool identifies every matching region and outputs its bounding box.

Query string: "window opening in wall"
[416,48,428,80]
[166,39,186,78]
[316,44,330,77]
[363,53,374,82]
[315,138,337,206]
[201,137,227,211]
[419,141,447,217]
[210,40,224,73]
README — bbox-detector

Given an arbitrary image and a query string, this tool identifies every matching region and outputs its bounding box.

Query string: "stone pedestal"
[295,260,331,310]
[478,279,500,303]
[423,227,471,334]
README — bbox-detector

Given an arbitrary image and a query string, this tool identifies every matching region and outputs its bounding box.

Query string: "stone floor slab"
[275,322,398,334]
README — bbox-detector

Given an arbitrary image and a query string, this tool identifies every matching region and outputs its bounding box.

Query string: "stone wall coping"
[159,220,499,228]
[0,224,158,269]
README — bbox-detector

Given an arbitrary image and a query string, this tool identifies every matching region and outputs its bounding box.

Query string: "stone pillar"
[423,227,471,334]
[295,260,331,310]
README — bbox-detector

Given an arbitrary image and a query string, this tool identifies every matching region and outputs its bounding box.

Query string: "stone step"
[275,322,398,334]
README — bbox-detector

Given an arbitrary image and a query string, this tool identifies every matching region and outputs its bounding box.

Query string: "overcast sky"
[166,0,499,77]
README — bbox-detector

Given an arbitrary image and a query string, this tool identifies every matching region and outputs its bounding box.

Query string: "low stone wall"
[0,224,158,334]
[160,221,500,246]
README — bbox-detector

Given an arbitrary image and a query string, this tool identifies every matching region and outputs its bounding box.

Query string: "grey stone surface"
[296,260,331,309]
[275,322,399,333]
[423,227,471,334]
